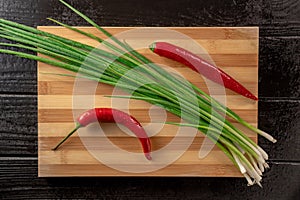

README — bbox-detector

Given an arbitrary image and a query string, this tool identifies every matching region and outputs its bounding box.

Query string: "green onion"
[0,0,276,187]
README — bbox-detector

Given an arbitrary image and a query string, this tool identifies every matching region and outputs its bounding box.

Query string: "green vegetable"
[0,0,276,187]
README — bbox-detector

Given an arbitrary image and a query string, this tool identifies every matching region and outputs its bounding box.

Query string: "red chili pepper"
[52,108,152,160]
[150,42,258,101]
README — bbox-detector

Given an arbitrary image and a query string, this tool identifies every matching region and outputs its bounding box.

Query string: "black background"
[0,0,299,199]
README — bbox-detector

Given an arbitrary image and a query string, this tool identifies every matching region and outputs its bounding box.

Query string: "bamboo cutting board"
[38,27,258,177]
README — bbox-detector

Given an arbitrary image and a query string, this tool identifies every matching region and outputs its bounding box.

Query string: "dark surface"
[0,0,299,199]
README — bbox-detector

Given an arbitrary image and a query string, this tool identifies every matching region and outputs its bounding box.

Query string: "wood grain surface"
[38,27,258,177]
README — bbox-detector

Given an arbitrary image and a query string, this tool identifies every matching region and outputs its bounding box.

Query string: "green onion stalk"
[0,0,276,187]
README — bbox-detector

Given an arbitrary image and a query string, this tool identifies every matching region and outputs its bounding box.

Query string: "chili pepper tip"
[145,153,152,160]
[247,93,258,101]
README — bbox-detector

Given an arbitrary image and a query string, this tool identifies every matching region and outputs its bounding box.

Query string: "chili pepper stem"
[52,123,82,151]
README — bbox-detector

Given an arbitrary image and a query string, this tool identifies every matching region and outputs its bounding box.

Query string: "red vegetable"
[150,42,258,101]
[52,108,152,160]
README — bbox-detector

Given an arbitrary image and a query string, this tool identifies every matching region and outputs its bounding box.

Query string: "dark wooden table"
[0,0,299,199]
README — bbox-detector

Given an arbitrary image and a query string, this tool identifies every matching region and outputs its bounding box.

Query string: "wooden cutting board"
[38,27,258,177]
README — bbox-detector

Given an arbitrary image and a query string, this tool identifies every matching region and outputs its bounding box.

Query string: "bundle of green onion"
[0,0,276,186]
